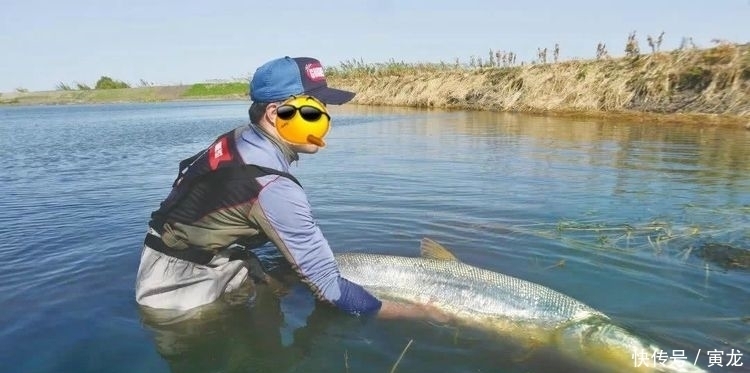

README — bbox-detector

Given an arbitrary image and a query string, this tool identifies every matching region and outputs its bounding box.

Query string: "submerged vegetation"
[2,33,748,126]
[697,243,750,270]
[499,204,750,273]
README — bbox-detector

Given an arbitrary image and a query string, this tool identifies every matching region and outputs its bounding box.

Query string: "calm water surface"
[0,101,748,373]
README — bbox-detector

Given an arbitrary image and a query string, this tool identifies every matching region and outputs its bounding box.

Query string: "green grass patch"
[0,97,20,104]
[182,82,248,97]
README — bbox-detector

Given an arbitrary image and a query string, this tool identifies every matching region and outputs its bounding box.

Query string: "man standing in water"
[135,56,442,320]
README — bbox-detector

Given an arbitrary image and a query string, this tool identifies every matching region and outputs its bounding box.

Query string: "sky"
[1,0,749,93]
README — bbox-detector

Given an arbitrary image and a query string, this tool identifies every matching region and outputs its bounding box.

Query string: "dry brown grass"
[328,43,750,127]
[4,43,748,127]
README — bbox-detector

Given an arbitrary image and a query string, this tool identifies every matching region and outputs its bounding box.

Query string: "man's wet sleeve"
[251,176,382,316]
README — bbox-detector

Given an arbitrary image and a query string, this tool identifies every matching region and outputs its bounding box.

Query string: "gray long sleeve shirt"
[155,124,382,316]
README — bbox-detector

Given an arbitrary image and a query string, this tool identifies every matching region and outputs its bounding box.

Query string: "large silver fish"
[335,238,706,373]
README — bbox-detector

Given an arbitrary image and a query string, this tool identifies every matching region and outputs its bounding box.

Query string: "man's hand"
[376,299,452,324]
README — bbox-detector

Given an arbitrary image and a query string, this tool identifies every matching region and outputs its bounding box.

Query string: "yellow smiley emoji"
[275,95,331,147]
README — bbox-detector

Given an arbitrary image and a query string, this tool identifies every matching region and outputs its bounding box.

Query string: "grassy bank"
[181,82,248,98]
[2,43,749,127]
[0,82,247,105]
[0,85,189,105]
[326,42,750,126]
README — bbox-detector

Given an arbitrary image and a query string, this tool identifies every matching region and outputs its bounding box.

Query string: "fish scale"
[335,253,603,329]
[333,242,707,373]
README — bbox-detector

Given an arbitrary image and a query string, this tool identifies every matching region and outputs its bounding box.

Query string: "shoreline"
[326,44,750,129]
[3,89,747,129]
[2,44,749,129]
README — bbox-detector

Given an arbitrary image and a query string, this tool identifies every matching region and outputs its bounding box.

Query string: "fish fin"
[420,238,460,261]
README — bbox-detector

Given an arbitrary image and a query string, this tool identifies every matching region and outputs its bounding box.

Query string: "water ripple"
[1,102,749,373]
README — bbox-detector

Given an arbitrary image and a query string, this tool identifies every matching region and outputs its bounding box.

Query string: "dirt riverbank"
[3,44,749,128]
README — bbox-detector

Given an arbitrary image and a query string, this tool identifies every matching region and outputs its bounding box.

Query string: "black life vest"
[145,127,301,264]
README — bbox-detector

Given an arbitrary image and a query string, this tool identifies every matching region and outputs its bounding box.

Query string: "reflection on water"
[447,110,750,180]
[139,284,324,373]
[138,284,629,373]
[1,102,748,373]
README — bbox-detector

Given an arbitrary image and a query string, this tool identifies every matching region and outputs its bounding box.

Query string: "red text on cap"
[305,63,325,81]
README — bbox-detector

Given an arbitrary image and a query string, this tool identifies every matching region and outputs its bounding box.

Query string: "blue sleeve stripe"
[333,278,383,316]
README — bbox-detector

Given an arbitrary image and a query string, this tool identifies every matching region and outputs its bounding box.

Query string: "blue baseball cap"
[250,57,355,105]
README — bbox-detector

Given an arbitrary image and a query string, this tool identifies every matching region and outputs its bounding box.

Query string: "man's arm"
[250,175,382,316]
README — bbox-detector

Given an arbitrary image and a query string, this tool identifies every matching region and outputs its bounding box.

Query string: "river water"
[0,101,748,373]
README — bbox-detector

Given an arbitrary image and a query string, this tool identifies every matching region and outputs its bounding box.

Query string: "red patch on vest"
[208,137,232,170]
